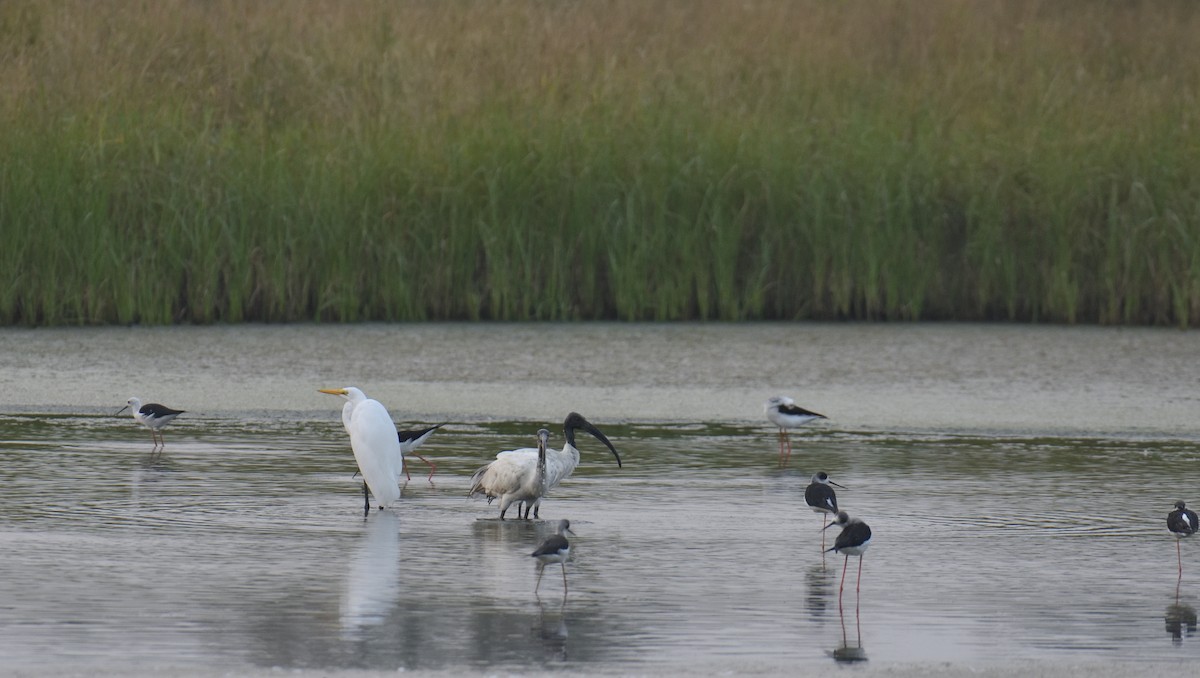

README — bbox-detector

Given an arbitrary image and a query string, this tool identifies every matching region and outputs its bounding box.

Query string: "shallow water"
[1,324,1199,672]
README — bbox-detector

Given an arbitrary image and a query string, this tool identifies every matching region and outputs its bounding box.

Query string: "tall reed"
[1,0,1198,325]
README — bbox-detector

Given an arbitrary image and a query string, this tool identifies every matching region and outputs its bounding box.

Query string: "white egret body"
[320,387,404,512]
[469,412,621,520]
[117,397,184,452]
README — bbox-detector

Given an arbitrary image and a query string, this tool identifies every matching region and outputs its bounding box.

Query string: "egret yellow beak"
[318,388,348,396]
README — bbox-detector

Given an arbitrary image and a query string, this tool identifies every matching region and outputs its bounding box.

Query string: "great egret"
[765,395,826,466]
[805,471,846,550]
[469,412,621,520]
[824,511,872,598]
[117,397,184,453]
[1168,500,1199,577]
[532,519,575,595]
[319,387,404,514]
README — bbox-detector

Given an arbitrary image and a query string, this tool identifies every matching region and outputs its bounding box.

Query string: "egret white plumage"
[825,511,872,599]
[469,412,621,520]
[117,397,184,452]
[1168,500,1199,578]
[805,471,845,550]
[398,424,442,482]
[765,395,826,466]
[319,387,404,514]
[532,519,575,595]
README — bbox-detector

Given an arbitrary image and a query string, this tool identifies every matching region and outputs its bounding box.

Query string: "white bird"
[532,519,575,595]
[765,395,827,466]
[469,412,621,520]
[319,387,404,514]
[398,424,442,482]
[117,397,184,454]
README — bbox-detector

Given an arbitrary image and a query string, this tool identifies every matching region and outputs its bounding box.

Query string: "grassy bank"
[1,0,1198,325]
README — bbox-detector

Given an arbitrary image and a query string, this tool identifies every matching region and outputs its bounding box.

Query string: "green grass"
[2,0,1199,325]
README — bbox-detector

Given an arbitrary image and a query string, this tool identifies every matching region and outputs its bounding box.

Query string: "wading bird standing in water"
[765,395,826,466]
[319,387,403,515]
[1169,500,1199,578]
[469,412,621,520]
[398,424,442,482]
[532,519,575,595]
[118,397,184,455]
[825,511,872,601]
[805,471,846,550]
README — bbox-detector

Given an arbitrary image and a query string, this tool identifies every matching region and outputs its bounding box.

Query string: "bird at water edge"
[117,397,184,455]
[319,387,404,515]
[532,519,575,595]
[1169,500,1199,578]
[765,395,826,466]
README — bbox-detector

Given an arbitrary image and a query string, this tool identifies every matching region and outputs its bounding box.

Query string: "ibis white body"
[469,412,621,520]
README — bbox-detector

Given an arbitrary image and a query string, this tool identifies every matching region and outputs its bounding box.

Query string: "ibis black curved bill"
[563,411,622,468]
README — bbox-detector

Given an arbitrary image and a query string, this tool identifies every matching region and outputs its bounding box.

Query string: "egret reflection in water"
[341,510,402,640]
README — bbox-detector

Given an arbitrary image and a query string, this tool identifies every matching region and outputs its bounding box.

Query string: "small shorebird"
[319,387,404,515]
[765,395,826,466]
[805,472,845,549]
[117,397,184,454]
[398,424,442,481]
[532,519,575,595]
[825,511,872,598]
[1169,500,1199,577]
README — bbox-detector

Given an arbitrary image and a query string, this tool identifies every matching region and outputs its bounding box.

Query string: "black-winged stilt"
[532,519,575,595]
[765,395,826,466]
[1169,500,1199,577]
[825,511,872,598]
[469,412,621,520]
[805,471,845,549]
[398,424,443,481]
[319,387,404,515]
[117,397,184,453]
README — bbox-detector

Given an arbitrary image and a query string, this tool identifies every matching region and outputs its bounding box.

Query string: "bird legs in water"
[777,428,793,466]
[534,562,569,596]
[362,481,370,516]
[401,454,437,482]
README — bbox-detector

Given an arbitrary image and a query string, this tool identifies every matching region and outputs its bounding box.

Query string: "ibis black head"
[562,412,622,468]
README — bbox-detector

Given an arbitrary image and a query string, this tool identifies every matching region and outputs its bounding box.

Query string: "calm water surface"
[0,324,1198,672]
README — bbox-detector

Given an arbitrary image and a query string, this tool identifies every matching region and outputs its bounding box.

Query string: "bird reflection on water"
[533,598,569,663]
[1167,581,1198,646]
[805,563,836,622]
[830,596,867,663]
